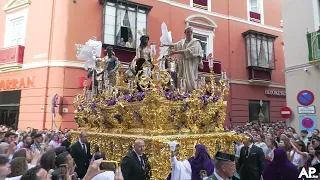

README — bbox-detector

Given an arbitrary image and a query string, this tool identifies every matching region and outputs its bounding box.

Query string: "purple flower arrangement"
[78,90,220,110]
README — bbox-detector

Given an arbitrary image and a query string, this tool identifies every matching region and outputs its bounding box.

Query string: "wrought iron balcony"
[193,0,208,10]
[0,46,24,71]
[250,11,261,23]
[307,30,320,65]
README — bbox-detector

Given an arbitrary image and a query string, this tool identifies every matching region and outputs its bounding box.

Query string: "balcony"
[243,30,278,84]
[250,11,261,23]
[193,0,208,10]
[307,30,320,67]
[0,46,24,71]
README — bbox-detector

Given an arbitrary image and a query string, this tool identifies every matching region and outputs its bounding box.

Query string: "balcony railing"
[199,60,221,74]
[247,66,272,82]
[250,11,261,23]
[193,0,208,10]
[307,31,320,62]
[0,46,24,71]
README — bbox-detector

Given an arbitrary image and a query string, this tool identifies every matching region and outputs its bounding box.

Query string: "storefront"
[228,84,286,126]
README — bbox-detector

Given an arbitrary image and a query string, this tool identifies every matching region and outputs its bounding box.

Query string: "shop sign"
[0,77,34,90]
[264,90,286,97]
[298,106,316,114]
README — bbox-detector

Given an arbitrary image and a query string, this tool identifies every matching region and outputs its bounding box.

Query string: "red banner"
[0,46,24,64]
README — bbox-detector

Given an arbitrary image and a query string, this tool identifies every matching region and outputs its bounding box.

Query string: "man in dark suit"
[61,133,71,152]
[70,132,92,178]
[237,133,264,180]
[121,139,151,180]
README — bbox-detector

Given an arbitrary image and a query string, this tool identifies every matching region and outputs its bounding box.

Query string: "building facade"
[0,0,285,130]
[282,0,320,132]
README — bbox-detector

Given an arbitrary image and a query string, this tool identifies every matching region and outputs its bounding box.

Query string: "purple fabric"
[263,148,300,180]
[187,144,215,180]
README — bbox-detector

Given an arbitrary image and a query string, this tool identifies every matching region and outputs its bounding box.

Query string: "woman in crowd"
[40,149,56,172]
[289,139,308,170]
[265,139,278,163]
[7,157,28,178]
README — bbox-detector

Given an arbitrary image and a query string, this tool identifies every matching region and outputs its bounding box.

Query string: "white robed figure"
[163,26,203,92]
[167,141,215,180]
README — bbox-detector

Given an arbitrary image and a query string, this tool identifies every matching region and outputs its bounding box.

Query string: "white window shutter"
[104,5,116,45]
[136,12,147,47]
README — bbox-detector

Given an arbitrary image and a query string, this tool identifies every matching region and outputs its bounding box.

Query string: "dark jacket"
[70,141,92,178]
[121,150,151,180]
[61,139,71,152]
[237,144,265,180]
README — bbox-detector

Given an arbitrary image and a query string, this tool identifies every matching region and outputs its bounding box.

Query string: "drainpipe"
[42,0,56,130]
[227,0,232,128]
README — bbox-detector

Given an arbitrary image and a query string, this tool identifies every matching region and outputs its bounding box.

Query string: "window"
[248,0,263,23]
[3,9,28,48]
[193,33,208,58]
[192,0,208,10]
[243,30,278,69]
[248,100,270,122]
[103,1,152,49]
[10,17,24,46]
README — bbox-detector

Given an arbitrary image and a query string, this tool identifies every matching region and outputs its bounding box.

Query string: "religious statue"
[130,29,153,74]
[87,58,105,94]
[162,26,204,92]
[104,46,119,87]
[158,22,178,89]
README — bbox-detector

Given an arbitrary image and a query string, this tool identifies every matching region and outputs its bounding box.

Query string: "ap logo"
[299,167,319,179]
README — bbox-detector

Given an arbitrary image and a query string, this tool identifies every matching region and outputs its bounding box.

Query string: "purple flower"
[107,98,117,106]
[123,94,134,102]
[90,103,96,109]
[212,95,220,103]
[137,91,146,101]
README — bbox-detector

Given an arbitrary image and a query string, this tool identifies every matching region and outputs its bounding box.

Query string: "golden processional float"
[73,28,242,179]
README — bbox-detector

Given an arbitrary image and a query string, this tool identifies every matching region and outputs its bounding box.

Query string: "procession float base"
[70,131,241,180]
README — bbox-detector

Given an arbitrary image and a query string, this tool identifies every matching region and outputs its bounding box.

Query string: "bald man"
[121,139,151,180]
[70,132,92,178]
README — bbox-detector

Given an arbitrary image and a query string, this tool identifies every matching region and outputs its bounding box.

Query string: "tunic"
[173,38,203,92]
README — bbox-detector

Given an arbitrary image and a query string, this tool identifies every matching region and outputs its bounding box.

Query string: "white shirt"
[214,171,224,180]
[290,150,307,167]
[5,175,22,180]
[48,140,60,149]
[255,142,268,156]
[133,150,144,168]
[246,143,253,157]
[79,139,87,153]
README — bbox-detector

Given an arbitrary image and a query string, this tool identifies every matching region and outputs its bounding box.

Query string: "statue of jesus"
[163,26,203,92]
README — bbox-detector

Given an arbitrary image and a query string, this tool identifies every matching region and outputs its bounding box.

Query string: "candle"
[209,58,214,69]
[105,79,109,88]
[201,77,205,86]
[180,79,186,90]
[107,85,112,95]
[156,72,160,80]
[197,80,202,90]
[83,79,88,87]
